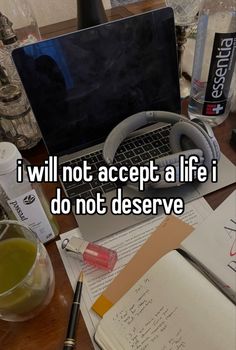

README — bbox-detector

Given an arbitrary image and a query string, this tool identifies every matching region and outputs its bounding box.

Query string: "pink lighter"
[62,236,118,271]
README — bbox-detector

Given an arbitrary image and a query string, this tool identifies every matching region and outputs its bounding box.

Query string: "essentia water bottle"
[188,0,236,127]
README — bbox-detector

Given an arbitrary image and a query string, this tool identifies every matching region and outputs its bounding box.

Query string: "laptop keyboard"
[59,125,171,203]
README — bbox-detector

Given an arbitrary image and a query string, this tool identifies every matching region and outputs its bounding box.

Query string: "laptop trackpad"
[75,184,199,242]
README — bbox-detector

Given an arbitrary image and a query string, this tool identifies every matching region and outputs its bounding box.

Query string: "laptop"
[12,8,235,241]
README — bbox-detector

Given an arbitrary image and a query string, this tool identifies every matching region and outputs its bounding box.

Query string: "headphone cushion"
[153,149,204,170]
[149,149,204,188]
[169,121,214,170]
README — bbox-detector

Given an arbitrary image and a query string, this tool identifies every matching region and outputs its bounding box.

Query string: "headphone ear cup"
[150,149,204,188]
[169,121,215,170]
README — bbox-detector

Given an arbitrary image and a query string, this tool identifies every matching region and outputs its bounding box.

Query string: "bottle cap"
[0,142,22,175]
[0,12,18,45]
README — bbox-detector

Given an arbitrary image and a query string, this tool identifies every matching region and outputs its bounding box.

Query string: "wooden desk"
[0,1,235,349]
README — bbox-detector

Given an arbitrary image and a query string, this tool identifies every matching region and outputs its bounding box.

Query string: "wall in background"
[0,0,111,27]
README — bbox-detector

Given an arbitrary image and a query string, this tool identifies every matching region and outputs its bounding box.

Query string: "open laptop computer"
[12,7,235,241]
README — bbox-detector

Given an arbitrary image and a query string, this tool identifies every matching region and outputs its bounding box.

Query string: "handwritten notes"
[96,249,235,350]
[110,272,184,350]
[161,329,186,350]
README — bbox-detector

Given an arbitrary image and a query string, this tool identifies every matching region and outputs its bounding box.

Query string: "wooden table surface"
[0,1,235,349]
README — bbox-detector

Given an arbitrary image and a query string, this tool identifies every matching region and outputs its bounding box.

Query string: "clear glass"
[1,0,41,44]
[0,84,41,150]
[0,220,55,321]
[0,1,41,149]
[0,122,6,142]
[165,0,203,99]
[165,0,202,25]
[0,203,8,220]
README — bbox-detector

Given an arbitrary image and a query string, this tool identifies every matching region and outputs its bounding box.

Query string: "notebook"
[94,248,235,350]
[92,215,194,317]
[92,192,236,316]
[12,8,236,241]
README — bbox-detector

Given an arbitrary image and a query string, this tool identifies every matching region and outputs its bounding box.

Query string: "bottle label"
[203,32,236,116]
[7,189,55,243]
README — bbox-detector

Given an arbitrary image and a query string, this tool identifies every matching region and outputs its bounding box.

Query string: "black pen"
[63,271,83,350]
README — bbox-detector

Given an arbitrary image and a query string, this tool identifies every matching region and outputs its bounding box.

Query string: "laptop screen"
[13,8,180,156]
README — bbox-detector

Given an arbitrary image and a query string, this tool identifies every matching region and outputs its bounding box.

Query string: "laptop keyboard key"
[96,153,103,162]
[144,135,153,142]
[102,183,117,193]
[125,142,135,150]
[140,153,151,161]
[121,159,132,167]
[90,164,97,173]
[125,150,135,158]
[131,155,142,164]
[153,140,163,148]
[160,145,170,153]
[91,179,101,188]
[92,188,103,197]
[63,181,79,190]
[134,139,144,147]
[135,146,144,155]
[162,129,170,136]
[88,156,98,164]
[143,144,153,151]
[117,145,126,154]
[115,153,125,162]
[161,137,169,143]
[80,191,92,199]
[67,183,91,198]
[150,149,161,157]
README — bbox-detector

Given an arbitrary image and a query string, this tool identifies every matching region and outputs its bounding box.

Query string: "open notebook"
[92,192,236,317]
[94,249,235,350]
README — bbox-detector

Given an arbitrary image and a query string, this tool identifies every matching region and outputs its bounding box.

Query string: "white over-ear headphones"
[103,111,220,188]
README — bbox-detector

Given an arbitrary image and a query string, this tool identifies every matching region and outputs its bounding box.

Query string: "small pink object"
[62,236,118,271]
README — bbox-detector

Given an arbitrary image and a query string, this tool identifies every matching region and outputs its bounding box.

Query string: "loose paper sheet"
[181,190,236,302]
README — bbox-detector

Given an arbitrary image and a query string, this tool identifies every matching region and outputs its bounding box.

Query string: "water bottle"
[188,0,236,126]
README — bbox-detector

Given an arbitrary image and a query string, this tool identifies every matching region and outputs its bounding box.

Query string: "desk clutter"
[0,2,235,350]
[58,192,236,350]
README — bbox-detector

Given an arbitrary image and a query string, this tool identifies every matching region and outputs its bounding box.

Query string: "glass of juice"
[0,220,55,321]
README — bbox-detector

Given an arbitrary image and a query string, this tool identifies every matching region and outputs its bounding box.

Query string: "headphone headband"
[102,110,220,189]
[103,111,185,164]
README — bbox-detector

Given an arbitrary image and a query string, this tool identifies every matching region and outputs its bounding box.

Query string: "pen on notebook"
[63,271,83,350]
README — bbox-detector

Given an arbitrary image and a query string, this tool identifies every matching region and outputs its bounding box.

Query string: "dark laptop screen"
[13,8,180,156]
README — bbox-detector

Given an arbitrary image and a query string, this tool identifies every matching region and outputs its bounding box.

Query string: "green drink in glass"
[0,220,55,321]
